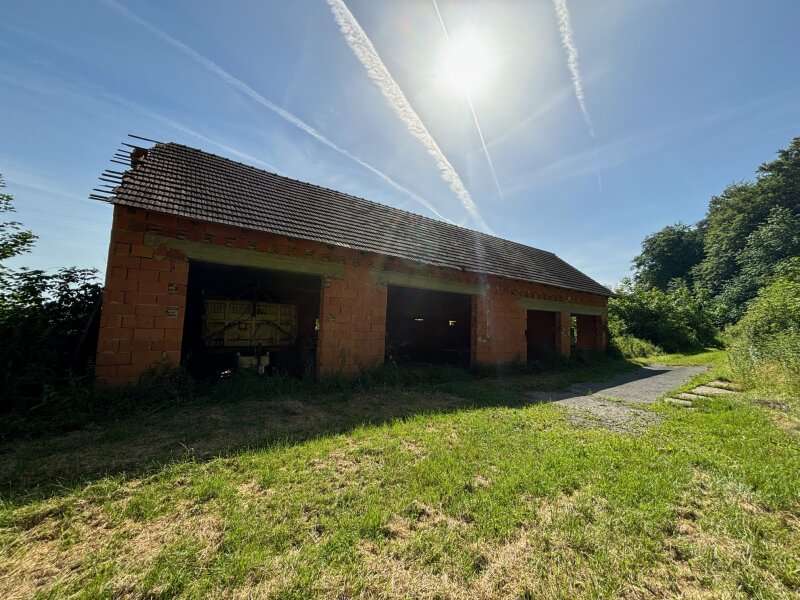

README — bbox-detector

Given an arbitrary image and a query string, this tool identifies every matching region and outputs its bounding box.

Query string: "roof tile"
[107,143,610,296]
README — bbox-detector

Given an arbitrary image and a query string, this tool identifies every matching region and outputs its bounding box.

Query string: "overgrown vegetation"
[0,175,101,413]
[611,136,800,372]
[727,258,800,397]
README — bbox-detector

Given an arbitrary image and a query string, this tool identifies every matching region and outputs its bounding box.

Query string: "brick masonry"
[96,206,608,384]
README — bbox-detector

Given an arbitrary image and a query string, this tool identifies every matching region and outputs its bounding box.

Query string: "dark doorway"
[526,309,557,360]
[182,261,321,379]
[575,314,601,351]
[385,286,471,366]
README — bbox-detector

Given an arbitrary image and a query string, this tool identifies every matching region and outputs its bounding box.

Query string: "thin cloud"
[552,0,594,137]
[326,0,491,232]
[431,0,503,201]
[102,0,448,222]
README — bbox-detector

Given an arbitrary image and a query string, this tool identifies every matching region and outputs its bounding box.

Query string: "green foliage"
[632,223,703,289]
[727,266,800,396]
[0,172,103,415]
[0,267,102,411]
[0,175,37,262]
[609,334,662,359]
[628,138,800,329]
[608,279,717,353]
[695,139,800,324]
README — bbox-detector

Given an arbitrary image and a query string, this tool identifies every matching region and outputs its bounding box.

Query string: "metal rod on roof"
[120,142,144,150]
[128,134,162,144]
[104,169,126,175]
[89,194,113,202]
[110,159,130,166]
[99,178,121,185]
[93,188,116,195]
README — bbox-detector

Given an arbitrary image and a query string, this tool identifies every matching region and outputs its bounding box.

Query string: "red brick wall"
[317,263,387,376]
[471,282,527,366]
[97,207,608,384]
[96,208,188,384]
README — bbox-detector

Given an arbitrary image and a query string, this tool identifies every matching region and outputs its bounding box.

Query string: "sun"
[438,28,496,97]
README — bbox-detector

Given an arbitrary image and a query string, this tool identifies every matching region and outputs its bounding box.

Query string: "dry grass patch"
[0,497,223,599]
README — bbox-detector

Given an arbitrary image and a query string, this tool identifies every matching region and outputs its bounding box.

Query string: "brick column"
[96,207,189,385]
[471,285,526,367]
[317,264,387,376]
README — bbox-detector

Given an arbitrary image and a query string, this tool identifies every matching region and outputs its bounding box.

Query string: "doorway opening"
[526,309,558,361]
[182,261,321,379]
[385,286,471,366]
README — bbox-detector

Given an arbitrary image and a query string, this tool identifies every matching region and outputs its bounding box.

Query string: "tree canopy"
[629,137,800,328]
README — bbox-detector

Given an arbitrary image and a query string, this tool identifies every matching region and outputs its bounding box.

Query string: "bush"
[608,279,717,352]
[728,269,800,396]
[610,334,663,359]
[0,267,102,411]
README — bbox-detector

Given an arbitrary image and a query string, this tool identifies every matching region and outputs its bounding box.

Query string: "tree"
[632,223,703,289]
[693,137,800,306]
[0,175,37,262]
[0,173,101,410]
[713,206,800,322]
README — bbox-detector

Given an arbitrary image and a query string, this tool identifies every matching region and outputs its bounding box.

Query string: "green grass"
[1,356,798,598]
[636,348,729,369]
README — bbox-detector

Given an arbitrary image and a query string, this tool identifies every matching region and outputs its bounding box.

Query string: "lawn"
[1,356,798,599]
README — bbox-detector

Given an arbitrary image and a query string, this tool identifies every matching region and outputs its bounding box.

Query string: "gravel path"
[527,365,707,433]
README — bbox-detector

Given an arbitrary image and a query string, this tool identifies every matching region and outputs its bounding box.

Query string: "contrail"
[552,0,594,137]
[431,0,503,200]
[326,0,491,232]
[102,0,449,222]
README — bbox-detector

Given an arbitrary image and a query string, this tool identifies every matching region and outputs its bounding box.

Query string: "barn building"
[94,141,610,385]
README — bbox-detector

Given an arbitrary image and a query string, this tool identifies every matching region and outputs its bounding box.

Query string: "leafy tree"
[712,206,800,323]
[0,175,37,262]
[693,137,800,309]
[632,223,703,289]
[0,173,102,411]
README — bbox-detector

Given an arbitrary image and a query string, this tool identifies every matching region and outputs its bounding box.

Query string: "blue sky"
[2,0,798,286]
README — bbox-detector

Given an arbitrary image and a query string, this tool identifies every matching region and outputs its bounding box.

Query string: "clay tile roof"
[106,142,611,296]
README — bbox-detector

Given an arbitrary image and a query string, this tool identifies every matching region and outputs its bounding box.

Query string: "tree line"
[610,137,800,394]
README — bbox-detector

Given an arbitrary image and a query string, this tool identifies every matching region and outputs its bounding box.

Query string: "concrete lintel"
[372,269,484,295]
[518,297,606,316]
[144,233,345,278]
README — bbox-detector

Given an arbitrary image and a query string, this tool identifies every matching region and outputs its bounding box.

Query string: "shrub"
[610,334,663,359]
[727,266,800,396]
[608,279,717,352]
[0,267,102,411]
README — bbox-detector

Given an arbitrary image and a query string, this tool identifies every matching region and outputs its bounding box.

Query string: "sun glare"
[438,29,495,97]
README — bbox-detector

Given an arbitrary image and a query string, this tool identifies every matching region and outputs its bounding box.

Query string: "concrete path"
[527,365,707,433]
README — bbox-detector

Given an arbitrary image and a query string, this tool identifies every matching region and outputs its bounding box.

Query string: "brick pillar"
[317,265,387,376]
[471,285,526,367]
[557,311,572,357]
[96,207,189,385]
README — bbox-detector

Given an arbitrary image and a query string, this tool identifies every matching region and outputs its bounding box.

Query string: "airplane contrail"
[326,0,491,232]
[431,0,503,200]
[552,0,595,137]
[102,0,449,222]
